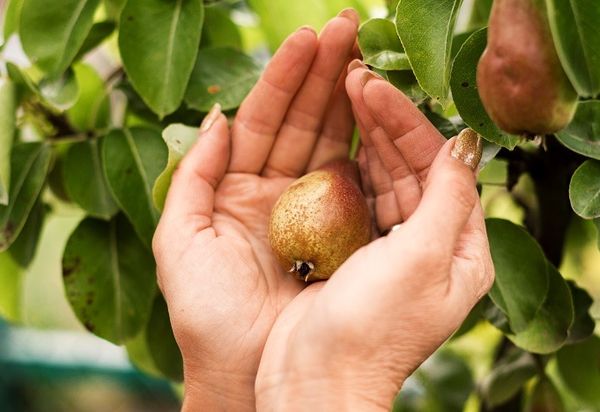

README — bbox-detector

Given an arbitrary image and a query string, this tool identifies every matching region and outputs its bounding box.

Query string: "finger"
[159,105,230,239]
[306,72,355,170]
[362,75,446,179]
[346,67,405,229]
[408,133,482,253]
[263,9,359,177]
[230,27,318,174]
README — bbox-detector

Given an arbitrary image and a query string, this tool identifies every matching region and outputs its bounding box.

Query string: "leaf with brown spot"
[62,214,156,344]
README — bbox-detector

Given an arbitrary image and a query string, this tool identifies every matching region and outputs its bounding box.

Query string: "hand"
[152,9,360,411]
[255,67,495,411]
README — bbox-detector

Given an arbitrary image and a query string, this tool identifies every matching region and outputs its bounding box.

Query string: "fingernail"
[360,70,384,87]
[200,103,222,134]
[296,25,316,35]
[348,59,366,73]
[338,8,360,26]
[451,128,483,170]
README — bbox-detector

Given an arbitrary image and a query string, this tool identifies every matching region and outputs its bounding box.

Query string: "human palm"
[152,10,360,407]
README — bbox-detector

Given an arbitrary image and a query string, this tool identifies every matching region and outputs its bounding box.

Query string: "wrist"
[182,362,257,412]
[256,354,402,411]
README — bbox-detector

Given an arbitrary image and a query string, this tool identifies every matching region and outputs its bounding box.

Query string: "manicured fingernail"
[200,103,222,134]
[360,70,384,86]
[348,59,366,73]
[338,8,360,26]
[451,128,483,170]
[296,25,316,35]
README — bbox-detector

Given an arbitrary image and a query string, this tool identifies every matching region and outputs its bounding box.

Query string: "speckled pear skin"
[317,159,362,190]
[476,0,577,135]
[268,167,371,281]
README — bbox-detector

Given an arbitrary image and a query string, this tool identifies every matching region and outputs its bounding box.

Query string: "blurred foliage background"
[0,0,599,411]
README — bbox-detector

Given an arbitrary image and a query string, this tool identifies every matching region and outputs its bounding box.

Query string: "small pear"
[268,160,370,282]
[476,0,578,135]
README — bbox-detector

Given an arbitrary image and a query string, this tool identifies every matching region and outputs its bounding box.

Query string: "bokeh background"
[1,0,599,411]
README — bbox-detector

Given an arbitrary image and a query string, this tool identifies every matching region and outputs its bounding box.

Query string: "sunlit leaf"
[103,128,168,248]
[0,142,51,252]
[185,47,261,112]
[556,101,600,160]
[153,124,198,211]
[119,0,204,117]
[569,160,600,219]
[546,0,600,96]
[358,18,410,71]
[0,78,16,205]
[20,0,101,74]
[395,0,463,106]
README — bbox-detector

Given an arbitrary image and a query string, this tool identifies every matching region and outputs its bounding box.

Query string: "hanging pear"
[476,0,578,135]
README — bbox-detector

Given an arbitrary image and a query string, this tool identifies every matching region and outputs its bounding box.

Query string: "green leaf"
[422,109,458,139]
[556,336,600,406]
[452,297,486,339]
[0,142,51,252]
[74,21,116,61]
[524,377,565,412]
[185,47,261,112]
[0,252,23,322]
[545,0,600,97]
[20,0,101,75]
[358,18,410,71]
[3,0,24,41]
[507,262,574,354]
[38,68,80,111]
[201,6,242,50]
[246,0,328,51]
[556,101,600,160]
[569,160,600,219]
[395,0,463,106]
[119,0,204,118]
[146,295,183,381]
[0,78,17,205]
[595,218,600,250]
[6,62,39,97]
[480,348,537,408]
[485,219,549,333]
[66,64,111,131]
[393,349,473,412]
[103,128,168,248]
[153,124,198,211]
[104,0,126,20]
[62,214,156,343]
[465,0,492,30]
[63,138,119,220]
[386,70,427,102]
[565,281,595,344]
[450,28,519,149]
[7,199,45,268]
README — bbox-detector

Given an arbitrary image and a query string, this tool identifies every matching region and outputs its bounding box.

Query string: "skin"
[477,0,577,135]
[153,9,494,411]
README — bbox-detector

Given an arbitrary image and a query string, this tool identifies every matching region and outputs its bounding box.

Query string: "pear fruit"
[476,0,578,135]
[268,160,370,282]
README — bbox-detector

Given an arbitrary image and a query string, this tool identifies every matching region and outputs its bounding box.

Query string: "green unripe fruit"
[268,160,370,282]
[476,0,578,135]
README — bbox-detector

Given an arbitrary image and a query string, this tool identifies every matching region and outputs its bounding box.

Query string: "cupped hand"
[255,67,495,411]
[152,9,360,411]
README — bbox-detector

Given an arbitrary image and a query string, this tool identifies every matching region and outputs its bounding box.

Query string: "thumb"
[409,129,482,251]
[161,103,230,228]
